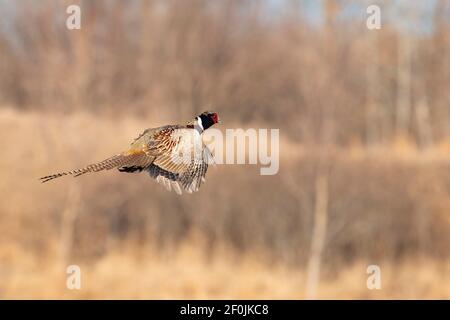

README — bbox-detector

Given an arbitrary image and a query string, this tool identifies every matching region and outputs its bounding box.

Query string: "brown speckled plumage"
[40,111,220,194]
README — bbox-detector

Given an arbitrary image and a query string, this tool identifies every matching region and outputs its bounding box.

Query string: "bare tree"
[305,171,329,299]
[59,184,81,266]
[396,32,412,138]
[365,27,381,146]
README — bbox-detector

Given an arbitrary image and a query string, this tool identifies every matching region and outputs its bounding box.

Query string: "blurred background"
[0,0,449,299]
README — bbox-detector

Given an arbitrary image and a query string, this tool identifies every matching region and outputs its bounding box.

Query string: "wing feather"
[148,143,213,194]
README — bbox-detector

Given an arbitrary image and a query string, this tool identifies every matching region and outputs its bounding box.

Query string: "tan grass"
[0,108,449,299]
[1,242,449,299]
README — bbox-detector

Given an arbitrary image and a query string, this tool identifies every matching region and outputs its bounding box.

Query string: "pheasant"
[40,111,220,194]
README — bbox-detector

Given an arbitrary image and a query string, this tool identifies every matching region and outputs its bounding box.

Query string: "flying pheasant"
[40,111,220,194]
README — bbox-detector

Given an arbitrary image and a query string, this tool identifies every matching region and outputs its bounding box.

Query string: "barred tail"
[39,154,130,183]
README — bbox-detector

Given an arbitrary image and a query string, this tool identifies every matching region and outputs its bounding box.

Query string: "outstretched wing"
[148,144,214,194]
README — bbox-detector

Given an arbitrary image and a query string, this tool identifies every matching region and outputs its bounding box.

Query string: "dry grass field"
[3,245,450,299]
[0,107,449,299]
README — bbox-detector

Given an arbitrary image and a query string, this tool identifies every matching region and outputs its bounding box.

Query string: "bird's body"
[40,111,220,194]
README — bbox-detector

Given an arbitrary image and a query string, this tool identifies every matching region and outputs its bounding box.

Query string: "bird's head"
[196,111,220,131]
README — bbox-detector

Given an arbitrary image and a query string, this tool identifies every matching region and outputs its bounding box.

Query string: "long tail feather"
[39,154,129,183]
